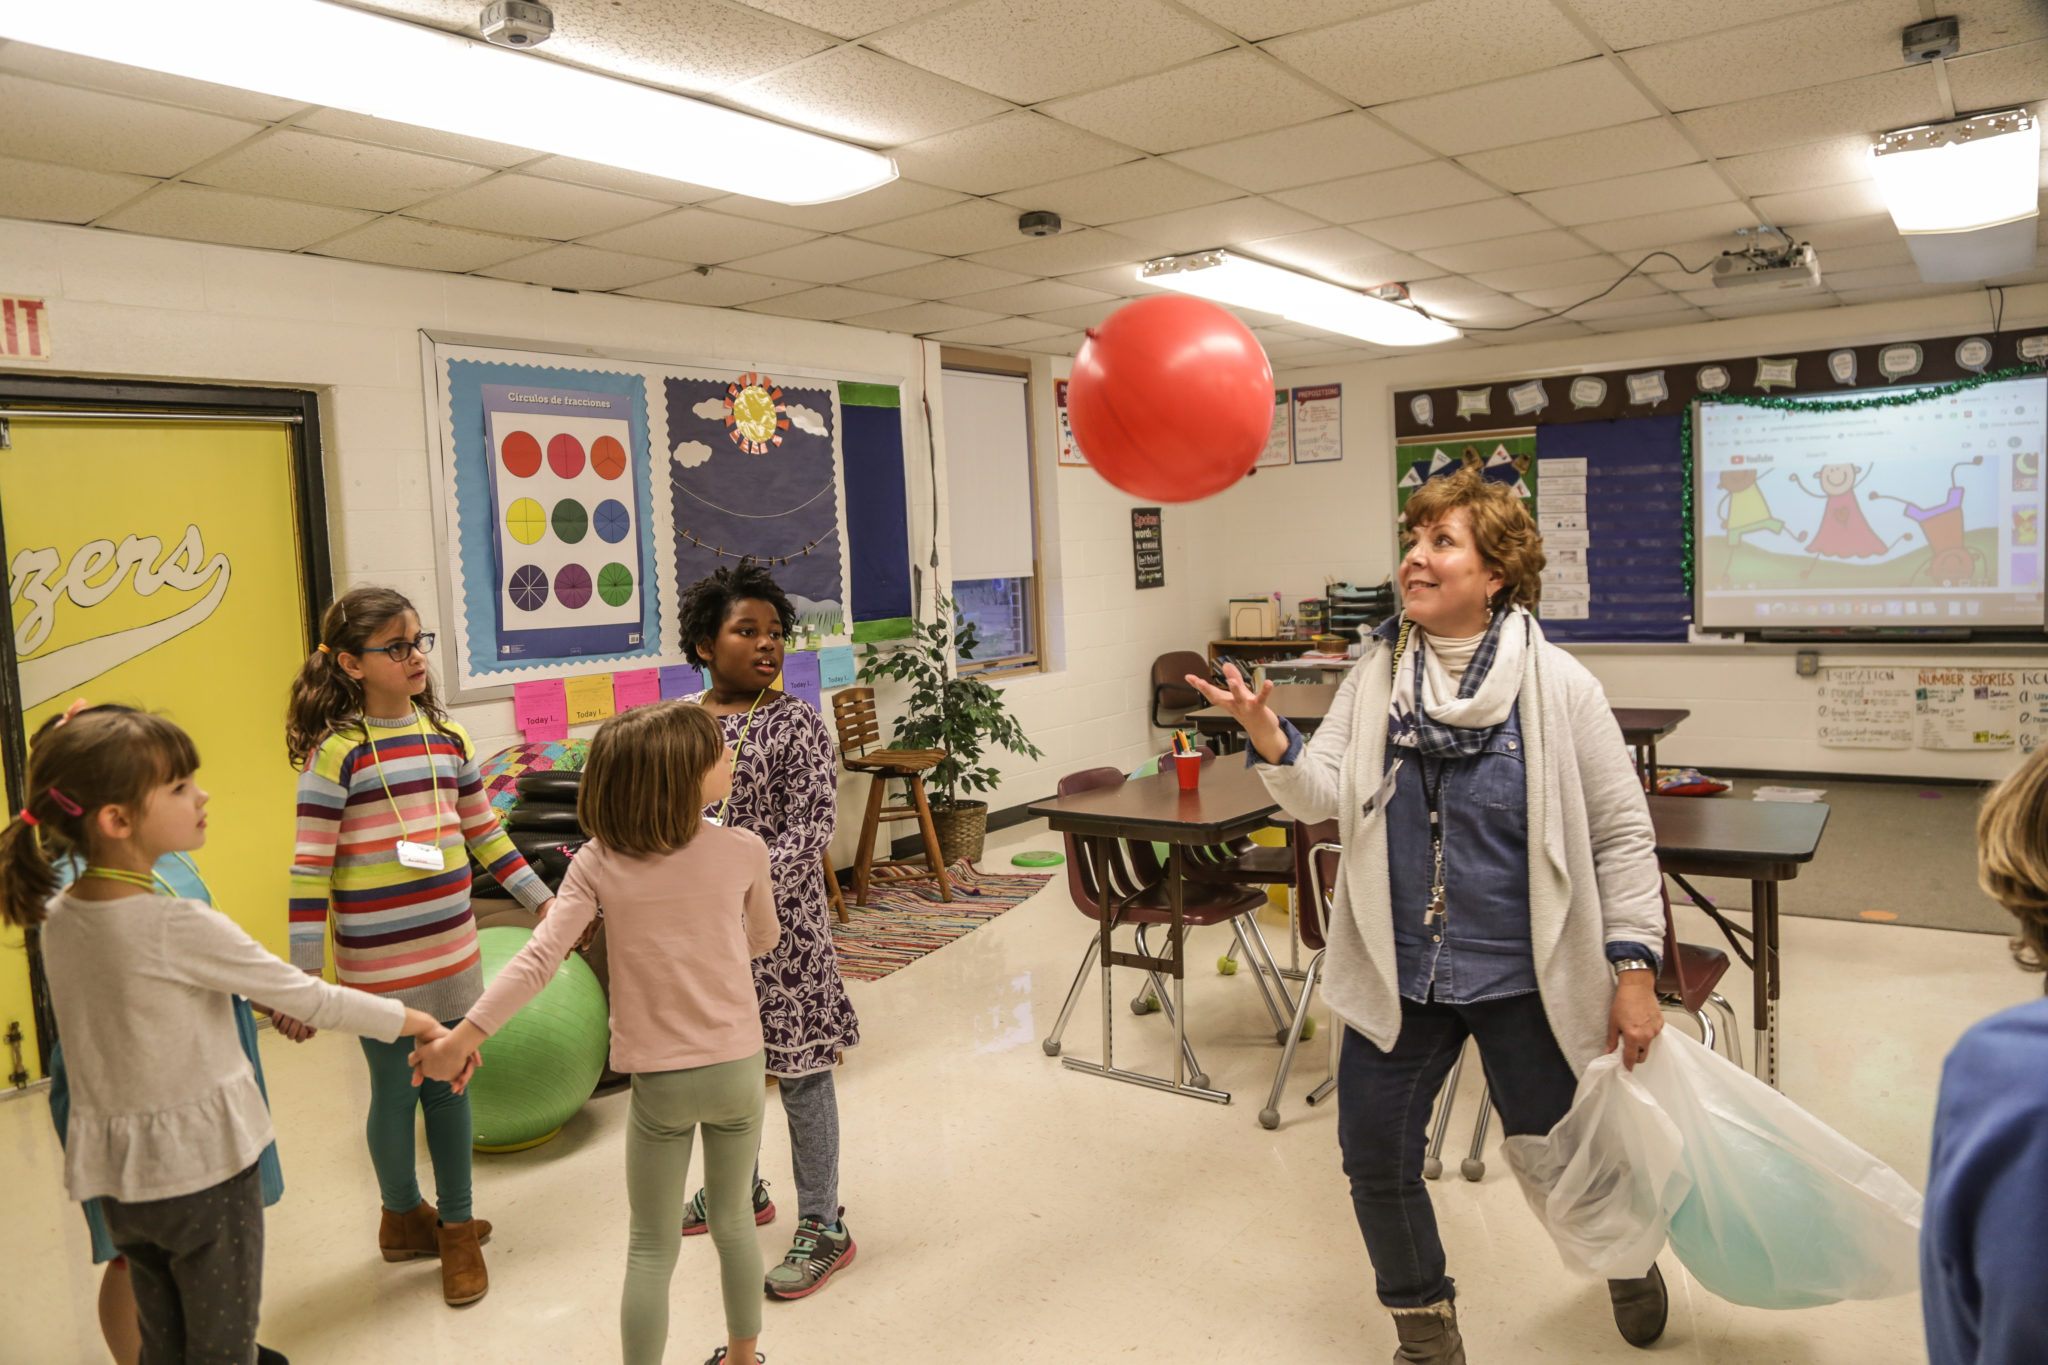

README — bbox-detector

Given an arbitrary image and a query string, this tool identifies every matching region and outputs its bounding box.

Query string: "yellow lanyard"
[77,853,211,899]
[715,689,766,826]
[365,711,449,846]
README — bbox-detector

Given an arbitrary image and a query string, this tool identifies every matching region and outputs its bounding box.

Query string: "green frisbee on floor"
[1012,851,1064,867]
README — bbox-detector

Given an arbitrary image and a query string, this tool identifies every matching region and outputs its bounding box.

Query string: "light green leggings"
[622,1051,767,1365]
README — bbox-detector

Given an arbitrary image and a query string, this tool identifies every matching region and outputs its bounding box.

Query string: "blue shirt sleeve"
[1243,716,1306,768]
[1605,941,1662,973]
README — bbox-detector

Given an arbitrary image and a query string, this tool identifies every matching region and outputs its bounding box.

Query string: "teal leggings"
[359,1030,473,1224]
[623,1051,766,1364]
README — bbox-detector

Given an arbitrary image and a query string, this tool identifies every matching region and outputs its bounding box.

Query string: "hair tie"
[48,787,81,816]
[317,643,332,655]
[19,811,38,827]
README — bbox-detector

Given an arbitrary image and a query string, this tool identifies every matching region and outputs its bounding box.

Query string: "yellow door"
[2,417,313,1078]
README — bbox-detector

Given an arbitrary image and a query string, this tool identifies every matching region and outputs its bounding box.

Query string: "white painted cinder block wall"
[1211,283,2048,783]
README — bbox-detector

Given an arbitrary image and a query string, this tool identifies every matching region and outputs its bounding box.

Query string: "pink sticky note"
[613,668,660,712]
[512,679,568,742]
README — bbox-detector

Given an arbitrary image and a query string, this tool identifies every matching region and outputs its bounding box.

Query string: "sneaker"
[763,1211,856,1301]
[682,1180,775,1237]
[702,1351,765,1364]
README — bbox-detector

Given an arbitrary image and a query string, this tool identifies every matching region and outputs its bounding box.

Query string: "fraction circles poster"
[480,381,648,665]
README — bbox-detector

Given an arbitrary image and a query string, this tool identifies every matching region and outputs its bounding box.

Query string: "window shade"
[941,369,1036,581]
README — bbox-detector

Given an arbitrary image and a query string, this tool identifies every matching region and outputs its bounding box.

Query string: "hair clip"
[19,811,38,827]
[48,787,82,816]
[57,699,91,727]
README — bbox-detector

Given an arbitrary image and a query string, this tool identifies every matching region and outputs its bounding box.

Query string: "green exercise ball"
[467,926,609,1153]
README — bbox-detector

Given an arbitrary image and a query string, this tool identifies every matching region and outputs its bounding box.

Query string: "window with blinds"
[940,362,1042,673]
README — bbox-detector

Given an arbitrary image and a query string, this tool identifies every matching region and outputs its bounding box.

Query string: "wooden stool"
[822,849,848,925]
[830,687,952,906]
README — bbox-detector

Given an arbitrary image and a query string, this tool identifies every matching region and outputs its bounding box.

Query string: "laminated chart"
[483,383,645,661]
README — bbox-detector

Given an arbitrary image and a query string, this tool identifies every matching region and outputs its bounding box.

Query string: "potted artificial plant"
[856,593,1044,865]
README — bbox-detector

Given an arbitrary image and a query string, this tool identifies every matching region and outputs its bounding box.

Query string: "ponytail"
[286,587,462,769]
[0,810,60,930]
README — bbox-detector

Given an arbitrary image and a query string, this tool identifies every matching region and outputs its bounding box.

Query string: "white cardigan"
[1258,621,1665,1075]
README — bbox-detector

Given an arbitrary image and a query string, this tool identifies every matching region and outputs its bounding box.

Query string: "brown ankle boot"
[436,1219,489,1305]
[379,1202,494,1262]
[1389,1299,1465,1365]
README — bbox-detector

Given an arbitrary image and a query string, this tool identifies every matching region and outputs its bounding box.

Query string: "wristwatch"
[1613,959,1655,980]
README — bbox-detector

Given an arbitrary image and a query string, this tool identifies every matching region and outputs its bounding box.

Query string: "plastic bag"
[1631,1031,1923,1309]
[1502,1052,1692,1280]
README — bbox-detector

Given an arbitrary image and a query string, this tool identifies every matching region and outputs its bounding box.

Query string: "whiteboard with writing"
[1817,666,1913,748]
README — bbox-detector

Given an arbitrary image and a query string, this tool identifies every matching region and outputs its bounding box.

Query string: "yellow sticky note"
[564,673,617,726]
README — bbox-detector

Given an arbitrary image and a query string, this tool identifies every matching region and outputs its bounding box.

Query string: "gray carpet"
[1666,777,2008,936]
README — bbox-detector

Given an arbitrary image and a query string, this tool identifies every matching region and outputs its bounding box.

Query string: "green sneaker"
[681,1179,775,1237]
[763,1211,855,1300]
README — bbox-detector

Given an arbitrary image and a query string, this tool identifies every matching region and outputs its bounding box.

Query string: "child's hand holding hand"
[410,1020,487,1094]
[268,1011,318,1043]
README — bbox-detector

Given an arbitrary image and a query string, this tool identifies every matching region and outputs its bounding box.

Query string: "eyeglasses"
[373,633,436,663]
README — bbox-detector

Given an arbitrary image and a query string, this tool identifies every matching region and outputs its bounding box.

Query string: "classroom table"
[1025,759,1282,1105]
[1614,707,1691,793]
[1189,683,1338,752]
[1648,795,1830,1089]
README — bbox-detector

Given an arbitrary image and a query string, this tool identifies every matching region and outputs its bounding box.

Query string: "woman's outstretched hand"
[1185,665,1289,764]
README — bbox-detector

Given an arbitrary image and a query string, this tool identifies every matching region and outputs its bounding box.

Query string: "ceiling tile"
[1011,330,1086,355]
[891,112,1138,195]
[1272,162,1498,222]
[1349,197,1552,250]
[1578,304,1714,331]
[868,0,1230,104]
[1176,0,1417,41]
[1752,180,1890,227]
[1697,291,1842,317]
[1825,262,1932,291]
[496,0,834,97]
[743,285,919,320]
[721,45,1010,147]
[1811,240,1915,271]
[1414,230,1605,272]
[1026,298,1129,329]
[1236,227,1440,283]
[965,227,1150,274]
[310,215,548,272]
[1053,265,1154,296]
[1166,113,1432,193]
[409,174,670,239]
[1512,275,1665,309]
[0,40,305,121]
[1111,197,1327,255]
[187,129,491,212]
[476,244,681,291]
[0,153,150,224]
[99,184,373,250]
[1678,66,1946,158]
[1831,282,1962,305]
[1954,0,2048,54]
[619,268,816,307]
[579,207,819,263]
[519,156,723,204]
[1520,163,1738,226]
[1794,214,1906,250]
[1470,253,1632,293]
[851,199,1038,255]
[1376,60,1662,156]
[1576,201,1762,251]
[1466,319,1591,342]
[0,76,261,177]
[1402,276,1539,322]
[1562,292,1698,321]
[994,160,1240,227]
[292,108,534,167]
[842,300,1007,333]
[723,235,940,283]
[946,279,1116,314]
[1039,50,1345,155]
[1567,0,1840,50]
[701,178,966,233]
[732,0,963,39]
[1946,39,2048,110]
[1456,120,1702,194]
[1623,0,1920,112]
[1717,135,1879,196]
[850,258,1036,298]
[1264,0,1598,106]
[926,316,1074,345]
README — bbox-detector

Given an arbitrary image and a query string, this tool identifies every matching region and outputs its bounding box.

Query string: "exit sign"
[2,295,51,361]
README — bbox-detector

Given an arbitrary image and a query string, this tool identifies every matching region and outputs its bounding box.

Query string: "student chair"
[1658,878,1742,1063]
[830,687,951,906]
[1150,650,1213,730]
[1259,820,1341,1129]
[1039,766,1274,1091]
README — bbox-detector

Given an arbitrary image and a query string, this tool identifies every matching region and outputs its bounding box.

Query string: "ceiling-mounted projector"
[1712,242,1822,290]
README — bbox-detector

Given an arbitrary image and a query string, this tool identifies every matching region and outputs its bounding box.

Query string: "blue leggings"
[360,1030,474,1223]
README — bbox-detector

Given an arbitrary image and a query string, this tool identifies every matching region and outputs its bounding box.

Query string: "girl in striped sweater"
[282,586,556,1307]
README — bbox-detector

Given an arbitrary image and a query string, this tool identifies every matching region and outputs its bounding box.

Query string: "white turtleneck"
[1421,627,1487,686]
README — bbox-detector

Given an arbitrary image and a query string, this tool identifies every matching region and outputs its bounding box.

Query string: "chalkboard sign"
[1132,506,1164,589]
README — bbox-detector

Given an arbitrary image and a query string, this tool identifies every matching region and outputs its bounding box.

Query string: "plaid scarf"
[1378,606,1528,758]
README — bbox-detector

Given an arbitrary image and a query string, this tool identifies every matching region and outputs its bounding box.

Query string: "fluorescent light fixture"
[0,0,898,205]
[1870,109,2039,282]
[1140,250,1460,347]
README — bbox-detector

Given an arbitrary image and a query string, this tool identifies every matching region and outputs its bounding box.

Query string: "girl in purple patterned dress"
[679,564,860,1302]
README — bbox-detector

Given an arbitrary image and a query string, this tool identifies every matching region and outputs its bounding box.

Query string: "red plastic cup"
[1174,752,1202,790]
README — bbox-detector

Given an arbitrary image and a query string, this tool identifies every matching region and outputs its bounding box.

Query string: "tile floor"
[1,819,2028,1364]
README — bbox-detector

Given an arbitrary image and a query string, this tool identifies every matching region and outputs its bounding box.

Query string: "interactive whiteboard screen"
[1694,375,2047,631]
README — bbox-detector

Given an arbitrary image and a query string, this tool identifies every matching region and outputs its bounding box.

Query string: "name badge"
[396,840,446,871]
[1362,757,1404,819]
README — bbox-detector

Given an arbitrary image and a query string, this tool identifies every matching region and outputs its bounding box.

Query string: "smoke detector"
[480,1,553,48]
[1017,210,1062,238]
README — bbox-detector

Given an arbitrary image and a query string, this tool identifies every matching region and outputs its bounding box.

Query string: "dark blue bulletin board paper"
[841,398,912,625]
[1536,417,1690,643]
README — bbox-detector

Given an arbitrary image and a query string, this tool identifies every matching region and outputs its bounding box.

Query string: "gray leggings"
[102,1161,265,1365]
[764,1070,840,1223]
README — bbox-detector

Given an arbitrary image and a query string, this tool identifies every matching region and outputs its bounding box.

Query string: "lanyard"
[78,853,211,900]
[714,689,766,826]
[365,711,449,846]
[1391,621,1447,929]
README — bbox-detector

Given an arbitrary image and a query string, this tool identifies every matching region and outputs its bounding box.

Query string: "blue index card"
[818,645,858,689]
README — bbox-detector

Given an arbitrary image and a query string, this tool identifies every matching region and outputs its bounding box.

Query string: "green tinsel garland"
[1676,364,2046,598]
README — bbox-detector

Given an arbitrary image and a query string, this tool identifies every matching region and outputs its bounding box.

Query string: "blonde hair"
[1401,469,1548,611]
[578,702,723,857]
[1977,748,2048,972]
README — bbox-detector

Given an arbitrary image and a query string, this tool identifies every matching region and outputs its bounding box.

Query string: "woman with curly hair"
[674,563,859,1302]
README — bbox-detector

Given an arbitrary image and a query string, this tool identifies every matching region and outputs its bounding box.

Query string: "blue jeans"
[1337,992,1578,1308]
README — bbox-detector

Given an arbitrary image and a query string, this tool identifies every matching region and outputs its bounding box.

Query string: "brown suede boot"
[1390,1300,1465,1365]
[378,1202,493,1261]
[436,1219,489,1306]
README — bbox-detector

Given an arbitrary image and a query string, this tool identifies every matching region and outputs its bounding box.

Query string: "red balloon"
[1066,296,1274,503]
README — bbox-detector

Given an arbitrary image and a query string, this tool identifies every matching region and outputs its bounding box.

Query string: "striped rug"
[830,860,1055,982]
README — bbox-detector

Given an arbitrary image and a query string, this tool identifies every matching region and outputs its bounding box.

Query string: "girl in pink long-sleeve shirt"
[416,701,779,1365]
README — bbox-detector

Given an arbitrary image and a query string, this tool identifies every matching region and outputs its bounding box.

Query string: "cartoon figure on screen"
[1715,468,1804,548]
[1789,463,1907,573]
[1866,456,1990,587]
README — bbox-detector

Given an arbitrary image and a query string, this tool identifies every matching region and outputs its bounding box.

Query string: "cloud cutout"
[786,403,827,437]
[672,440,714,469]
[691,398,726,421]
